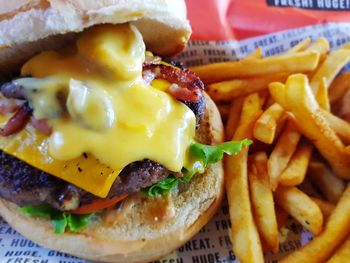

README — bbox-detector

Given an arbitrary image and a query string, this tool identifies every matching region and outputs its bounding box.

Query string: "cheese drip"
[5,24,196,197]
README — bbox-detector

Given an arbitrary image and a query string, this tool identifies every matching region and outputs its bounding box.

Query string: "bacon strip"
[143,64,204,102]
[0,104,32,136]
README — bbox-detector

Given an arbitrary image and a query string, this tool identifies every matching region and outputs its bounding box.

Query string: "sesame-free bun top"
[0,0,191,76]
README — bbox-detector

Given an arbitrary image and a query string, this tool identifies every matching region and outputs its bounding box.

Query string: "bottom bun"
[0,94,224,263]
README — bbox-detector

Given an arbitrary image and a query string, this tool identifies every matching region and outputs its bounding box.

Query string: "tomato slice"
[70,194,128,214]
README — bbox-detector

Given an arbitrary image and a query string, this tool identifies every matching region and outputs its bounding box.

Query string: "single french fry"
[206,74,288,102]
[280,185,350,263]
[285,38,311,54]
[310,197,335,220]
[190,51,320,84]
[321,109,350,145]
[306,37,330,61]
[267,121,301,190]
[225,98,244,140]
[274,114,288,142]
[275,186,323,235]
[327,236,350,263]
[329,72,350,103]
[308,161,346,204]
[306,37,329,79]
[233,93,263,141]
[249,152,279,252]
[316,77,330,111]
[253,103,285,144]
[225,148,264,263]
[244,47,263,59]
[269,82,288,108]
[272,74,350,179]
[310,49,350,95]
[279,141,313,186]
[225,91,265,263]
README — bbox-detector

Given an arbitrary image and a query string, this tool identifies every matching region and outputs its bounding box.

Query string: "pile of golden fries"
[191,37,350,263]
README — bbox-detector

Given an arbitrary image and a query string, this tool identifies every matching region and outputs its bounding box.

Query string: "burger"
[0,1,250,262]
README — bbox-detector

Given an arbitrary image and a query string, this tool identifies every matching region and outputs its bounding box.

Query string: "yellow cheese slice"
[0,119,119,198]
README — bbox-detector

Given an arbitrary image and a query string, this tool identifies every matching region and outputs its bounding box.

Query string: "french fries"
[206,74,288,102]
[322,109,350,145]
[310,49,350,95]
[267,121,301,190]
[253,103,284,144]
[306,37,330,61]
[268,82,288,108]
[233,93,263,140]
[308,161,345,204]
[285,38,311,54]
[225,148,264,263]
[327,236,350,263]
[225,91,264,262]
[270,74,350,179]
[280,185,350,263]
[316,78,330,111]
[206,37,350,262]
[274,186,323,235]
[190,51,320,84]
[279,141,313,186]
[249,152,278,252]
[329,72,350,103]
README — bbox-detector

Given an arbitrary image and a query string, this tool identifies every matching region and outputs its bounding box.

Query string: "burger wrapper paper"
[1,22,350,263]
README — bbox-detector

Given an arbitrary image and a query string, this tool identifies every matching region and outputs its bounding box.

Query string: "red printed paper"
[186,0,350,40]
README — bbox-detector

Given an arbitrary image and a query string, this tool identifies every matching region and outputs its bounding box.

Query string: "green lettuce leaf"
[20,204,95,234]
[144,139,253,197]
[51,213,67,234]
[189,139,253,167]
[144,176,179,197]
[67,213,95,232]
[19,204,55,219]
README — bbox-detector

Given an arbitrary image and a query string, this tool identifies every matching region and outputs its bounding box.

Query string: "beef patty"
[0,152,173,211]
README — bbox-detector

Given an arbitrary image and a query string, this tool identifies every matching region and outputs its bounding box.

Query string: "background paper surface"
[186,0,350,40]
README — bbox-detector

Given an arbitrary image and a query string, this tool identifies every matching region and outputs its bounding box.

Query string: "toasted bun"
[0,0,191,77]
[0,93,224,263]
[0,3,222,261]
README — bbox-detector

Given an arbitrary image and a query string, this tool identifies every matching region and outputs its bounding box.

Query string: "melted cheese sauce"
[8,24,196,197]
